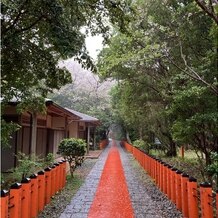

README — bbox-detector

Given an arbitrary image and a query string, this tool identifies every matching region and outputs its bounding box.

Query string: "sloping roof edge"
[65,108,100,125]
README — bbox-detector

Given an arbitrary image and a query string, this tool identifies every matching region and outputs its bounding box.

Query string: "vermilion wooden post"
[142,153,145,171]
[216,190,218,218]
[176,170,183,211]
[30,174,38,218]
[38,171,45,212]
[58,161,64,189]
[154,158,158,184]
[9,183,22,218]
[62,160,67,187]
[171,168,177,204]
[200,182,213,218]
[54,163,60,192]
[21,178,31,218]
[1,190,9,218]
[44,167,52,204]
[153,158,156,180]
[150,156,153,178]
[50,165,56,196]
[216,189,218,218]
[187,177,198,218]
[140,150,143,167]
[55,163,62,192]
[167,165,172,198]
[180,146,185,158]
[156,158,159,184]
[181,173,189,218]
[160,161,165,192]
[157,160,161,188]
[163,163,168,195]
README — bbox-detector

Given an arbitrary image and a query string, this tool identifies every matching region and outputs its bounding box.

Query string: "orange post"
[181,173,189,218]
[167,165,172,199]
[61,160,67,188]
[176,170,182,211]
[44,167,52,204]
[163,163,168,195]
[38,171,45,212]
[1,190,9,218]
[160,162,165,192]
[156,159,159,184]
[216,190,218,218]
[54,163,60,192]
[187,177,198,218]
[171,168,177,204]
[200,182,213,218]
[9,183,22,218]
[30,174,38,218]
[180,146,185,158]
[51,165,56,196]
[154,158,158,184]
[59,161,64,189]
[21,178,31,218]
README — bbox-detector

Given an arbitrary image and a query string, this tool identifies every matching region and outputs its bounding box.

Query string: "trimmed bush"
[58,138,87,177]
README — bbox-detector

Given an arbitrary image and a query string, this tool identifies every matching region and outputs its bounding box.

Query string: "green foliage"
[58,138,86,177]
[97,0,217,161]
[133,140,151,154]
[43,153,55,168]
[206,152,218,188]
[16,96,47,114]
[1,119,20,148]
[13,152,43,180]
[1,152,56,189]
[1,0,132,104]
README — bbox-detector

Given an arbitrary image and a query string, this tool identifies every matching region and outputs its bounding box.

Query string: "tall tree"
[1,0,132,101]
[1,0,132,145]
[97,0,218,159]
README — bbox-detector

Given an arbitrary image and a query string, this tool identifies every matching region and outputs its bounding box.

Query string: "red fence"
[1,160,67,218]
[122,141,218,218]
[99,139,109,150]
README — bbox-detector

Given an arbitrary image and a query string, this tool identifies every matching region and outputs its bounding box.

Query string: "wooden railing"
[122,141,218,218]
[1,160,67,218]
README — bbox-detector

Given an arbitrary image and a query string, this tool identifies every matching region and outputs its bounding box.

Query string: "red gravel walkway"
[88,140,134,218]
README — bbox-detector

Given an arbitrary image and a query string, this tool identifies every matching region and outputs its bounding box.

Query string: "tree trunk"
[166,141,177,157]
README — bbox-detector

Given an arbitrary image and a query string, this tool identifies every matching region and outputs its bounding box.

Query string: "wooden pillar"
[30,112,37,158]
[87,125,90,154]
[93,128,96,150]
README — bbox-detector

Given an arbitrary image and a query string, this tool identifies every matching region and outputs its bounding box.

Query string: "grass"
[149,149,207,183]
[38,174,84,218]
[38,158,98,218]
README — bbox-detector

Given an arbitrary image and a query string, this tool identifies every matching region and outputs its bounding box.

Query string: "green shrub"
[58,138,86,177]
[206,152,218,189]
[133,139,151,153]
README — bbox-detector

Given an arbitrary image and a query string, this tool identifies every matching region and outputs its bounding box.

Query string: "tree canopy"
[96,0,218,162]
[1,0,132,102]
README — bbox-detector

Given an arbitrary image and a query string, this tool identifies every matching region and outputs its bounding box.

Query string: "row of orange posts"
[1,160,67,218]
[122,141,218,218]
[99,139,109,150]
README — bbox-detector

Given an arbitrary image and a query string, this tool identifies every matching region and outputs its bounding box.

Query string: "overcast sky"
[85,35,103,60]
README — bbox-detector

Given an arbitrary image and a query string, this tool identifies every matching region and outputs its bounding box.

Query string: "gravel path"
[118,141,182,218]
[60,141,183,218]
[60,144,111,218]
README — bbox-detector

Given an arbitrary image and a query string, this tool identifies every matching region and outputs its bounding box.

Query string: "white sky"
[85,35,103,60]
